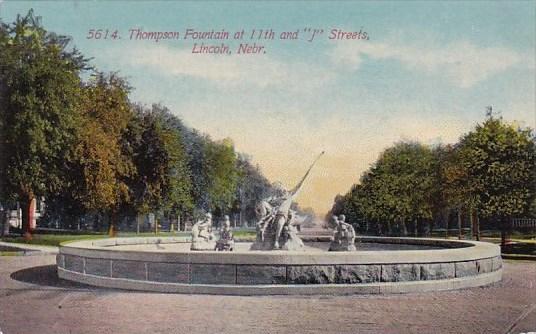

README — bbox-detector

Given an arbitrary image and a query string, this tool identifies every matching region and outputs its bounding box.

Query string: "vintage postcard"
[0,1,535,334]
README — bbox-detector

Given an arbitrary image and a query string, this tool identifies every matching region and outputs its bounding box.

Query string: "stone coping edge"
[59,237,501,265]
[57,267,502,295]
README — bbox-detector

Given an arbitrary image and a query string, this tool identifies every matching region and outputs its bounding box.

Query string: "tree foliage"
[0,10,305,233]
[70,73,134,219]
[124,105,193,216]
[458,115,536,219]
[0,10,86,234]
[235,154,273,222]
[329,114,536,236]
[204,138,239,214]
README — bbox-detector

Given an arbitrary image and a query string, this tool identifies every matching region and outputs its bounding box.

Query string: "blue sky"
[1,1,534,214]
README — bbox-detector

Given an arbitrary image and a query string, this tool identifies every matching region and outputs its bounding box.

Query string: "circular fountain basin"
[57,236,502,295]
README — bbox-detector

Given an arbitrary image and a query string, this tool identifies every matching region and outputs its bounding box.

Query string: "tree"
[203,138,239,217]
[183,130,211,213]
[146,105,215,216]
[0,10,86,238]
[147,105,193,219]
[369,142,437,236]
[458,113,536,243]
[235,154,273,225]
[70,73,134,235]
[333,142,438,237]
[124,106,193,228]
[437,144,478,239]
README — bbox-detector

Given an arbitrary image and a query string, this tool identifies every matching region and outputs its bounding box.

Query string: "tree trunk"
[428,219,434,237]
[20,195,35,240]
[475,214,480,241]
[108,211,117,237]
[401,218,408,236]
[386,221,392,236]
[444,210,448,239]
[457,208,463,240]
[413,219,418,237]
[500,217,507,247]
[470,208,480,241]
[93,216,99,232]
[1,209,9,236]
[500,217,512,247]
[469,207,474,240]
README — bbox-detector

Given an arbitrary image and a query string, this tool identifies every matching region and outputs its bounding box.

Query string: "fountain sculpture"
[190,212,216,251]
[215,215,234,251]
[329,214,357,251]
[251,152,324,250]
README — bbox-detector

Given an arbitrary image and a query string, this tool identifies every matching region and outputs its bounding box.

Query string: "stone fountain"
[56,152,502,295]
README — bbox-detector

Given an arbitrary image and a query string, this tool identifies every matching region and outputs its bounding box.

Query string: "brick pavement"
[0,255,534,334]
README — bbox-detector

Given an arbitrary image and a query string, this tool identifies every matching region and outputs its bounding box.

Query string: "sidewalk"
[0,240,58,255]
[0,255,535,334]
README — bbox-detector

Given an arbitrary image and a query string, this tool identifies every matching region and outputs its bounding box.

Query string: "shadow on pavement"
[10,265,93,289]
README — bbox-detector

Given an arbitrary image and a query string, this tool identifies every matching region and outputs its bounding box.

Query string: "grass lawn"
[233,230,256,238]
[483,237,536,244]
[1,229,257,247]
[1,234,107,247]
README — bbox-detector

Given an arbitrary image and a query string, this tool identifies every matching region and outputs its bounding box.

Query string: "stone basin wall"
[57,237,502,295]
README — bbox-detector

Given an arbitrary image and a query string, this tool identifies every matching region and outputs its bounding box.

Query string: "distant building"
[4,198,44,230]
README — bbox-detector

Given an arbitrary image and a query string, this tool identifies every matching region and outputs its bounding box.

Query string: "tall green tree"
[332,142,438,236]
[204,138,239,216]
[332,110,535,240]
[124,106,193,225]
[148,106,193,219]
[0,11,86,238]
[235,154,273,224]
[70,73,134,235]
[459,113,536,241]
[438,144,477,238]
[371,142,436,235]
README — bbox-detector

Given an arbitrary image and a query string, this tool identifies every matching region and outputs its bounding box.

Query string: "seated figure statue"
[215,215,234,251]
[191,212,216,251]
[329,214,357,251]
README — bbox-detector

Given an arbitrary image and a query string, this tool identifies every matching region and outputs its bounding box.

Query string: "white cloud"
[106,44,333,91]
[94,38,535,215]
[330,40,532,88]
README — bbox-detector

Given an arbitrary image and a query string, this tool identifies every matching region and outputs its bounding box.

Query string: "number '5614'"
[86,29,120,40]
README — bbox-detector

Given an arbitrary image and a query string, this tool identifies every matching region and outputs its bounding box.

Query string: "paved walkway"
[0,255,535,334]
[0,241,58,254]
